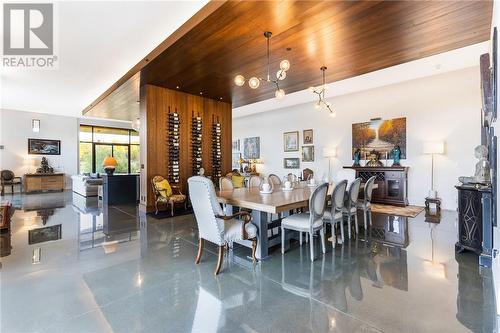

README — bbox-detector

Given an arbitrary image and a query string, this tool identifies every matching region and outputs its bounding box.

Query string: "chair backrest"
[347,178,362,207]
[1,170,14,182]
[303,168,314,181]
[332,180,348,212]
[334,169,356,184]
[268,174,282,186]
[219,177,234,191]
[188,176,225,245]
[309,182,329,226]
[364,176,377,203]
[151,175,164,197]
[247,175,261,188]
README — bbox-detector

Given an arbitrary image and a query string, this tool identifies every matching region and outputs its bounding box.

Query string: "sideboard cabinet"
[24,173,65,193]
[344,166,409,206]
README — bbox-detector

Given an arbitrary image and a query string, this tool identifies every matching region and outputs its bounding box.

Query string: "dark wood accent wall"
[141,85,231,211]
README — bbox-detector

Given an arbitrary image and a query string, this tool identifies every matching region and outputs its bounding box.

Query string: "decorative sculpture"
[36,157,54,174]
[366,150,383,167]
[458,145,491,185]
[392,145,401,167]
[353,148,361,167]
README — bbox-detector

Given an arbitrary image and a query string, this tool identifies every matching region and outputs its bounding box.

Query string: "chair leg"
[309,232,315,262]
[363,209,368,230]
[320,228,326,254]
[155,201,159,215]
[305,232,309,243]
[214,245,225,275]
[339,219,345,243]
[251,239,257,263]
[347,215,352,239]
[195,238,204,264]
[170,202,174,216]
[281,227,285,254]
[331,223,336,248]
[368,208,372,226]
[299,231,303,245]
[354,212,359,235]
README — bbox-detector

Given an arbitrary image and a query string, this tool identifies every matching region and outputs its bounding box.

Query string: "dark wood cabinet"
[455,185,493,267]
[344,166,409,206]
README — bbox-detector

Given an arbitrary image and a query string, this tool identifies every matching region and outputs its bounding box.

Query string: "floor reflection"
[0,190,496,333]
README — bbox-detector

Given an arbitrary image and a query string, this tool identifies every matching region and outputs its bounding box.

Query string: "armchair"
[1,170,22,195]
[151,176,187,216]
[188,176,257,274]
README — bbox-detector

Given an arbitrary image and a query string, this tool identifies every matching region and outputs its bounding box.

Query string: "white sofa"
[71,175,103,197]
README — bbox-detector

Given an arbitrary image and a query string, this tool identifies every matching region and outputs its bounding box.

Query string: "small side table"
[425,197,441,210]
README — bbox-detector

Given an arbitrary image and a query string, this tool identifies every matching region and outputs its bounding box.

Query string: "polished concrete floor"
[0,191,496,333]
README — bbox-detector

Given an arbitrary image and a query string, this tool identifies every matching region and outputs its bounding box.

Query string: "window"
[79,125,140,174]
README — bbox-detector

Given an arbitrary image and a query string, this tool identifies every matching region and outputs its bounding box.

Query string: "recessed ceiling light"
[176,86,180,89]
[199,92,203,95]
[219,97,222,100]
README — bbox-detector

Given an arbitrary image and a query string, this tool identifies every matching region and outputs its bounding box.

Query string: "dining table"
[217,181,377,260]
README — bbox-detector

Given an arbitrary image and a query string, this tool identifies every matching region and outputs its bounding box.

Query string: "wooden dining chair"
[323,180,348,245]
[357,176,377,229]
[281,182,329,261]
[343,178,362,239]
[188,176,257,274]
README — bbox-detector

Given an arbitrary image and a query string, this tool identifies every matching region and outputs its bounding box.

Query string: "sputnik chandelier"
[309,66,336,118]
[234,31,290,99]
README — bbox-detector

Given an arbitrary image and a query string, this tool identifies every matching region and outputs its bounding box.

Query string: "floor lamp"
[322,147,336,183]
[422,141,445,199]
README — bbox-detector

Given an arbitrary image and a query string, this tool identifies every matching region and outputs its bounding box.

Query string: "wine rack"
[191,113,202,175]
[168,108,180,183]
[212,120,222,178]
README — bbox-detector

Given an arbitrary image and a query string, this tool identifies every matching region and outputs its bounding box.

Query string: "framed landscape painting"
[284,158,300,169]
[243,137,260,159]
[28,138,61,155]
[284,131,299,152]
[352,117,406,159]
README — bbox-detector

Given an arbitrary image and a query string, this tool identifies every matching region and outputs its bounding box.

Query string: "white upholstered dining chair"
[188,176,258,274]
[281,182,329,261]
[357,176,377,229]
[323,180,348,246]
[247,175,261,188]
[268,174,282,188]
[344,178,362,239]
[219,177,234,191]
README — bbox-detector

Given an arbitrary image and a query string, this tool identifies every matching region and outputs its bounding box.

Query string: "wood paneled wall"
[140,84,232,211]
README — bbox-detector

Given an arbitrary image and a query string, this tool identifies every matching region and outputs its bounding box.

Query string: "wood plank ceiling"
[84,0,492,120]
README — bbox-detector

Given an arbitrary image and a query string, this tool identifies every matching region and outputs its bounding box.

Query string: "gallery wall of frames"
[140,85,232,211]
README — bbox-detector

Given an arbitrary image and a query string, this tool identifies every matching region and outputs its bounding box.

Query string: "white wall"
[0,109,78,189]
[0,109,134,192]
[233,67,481,210]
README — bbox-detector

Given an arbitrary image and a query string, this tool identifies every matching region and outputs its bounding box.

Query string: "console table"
[24,173,65,193]
[344,166,409,206]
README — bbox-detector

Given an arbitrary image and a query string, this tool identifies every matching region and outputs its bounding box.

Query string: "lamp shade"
[103,156,117,167]
[322,147,336,158]
[422,141,445,154]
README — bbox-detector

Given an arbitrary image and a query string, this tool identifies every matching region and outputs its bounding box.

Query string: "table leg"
[252,210,269,260]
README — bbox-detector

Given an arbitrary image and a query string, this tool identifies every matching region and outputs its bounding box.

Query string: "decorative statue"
[36,157,54,174]
[366,150,383,167]
[353,148,361,167]
[458,145,491,185]
[392,145,401,167]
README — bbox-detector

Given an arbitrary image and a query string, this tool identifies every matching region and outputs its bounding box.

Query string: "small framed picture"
[284,158,300,169]
[232,139,240,151]
[28,138,61,155]
[302,146,315,162]
[283,131,299,152]
[303,129,313,144]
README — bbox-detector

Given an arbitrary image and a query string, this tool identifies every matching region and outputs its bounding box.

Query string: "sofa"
[71,174,103,197]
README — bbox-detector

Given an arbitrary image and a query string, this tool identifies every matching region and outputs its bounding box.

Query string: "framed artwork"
[284,158,300,169]
[28,138,61,155]
[302,146,315,162]
[283,131,299,152]
[232,152,241,169]
[232,139,240,151]
[28,224,62,245]
[303,129,313,144]
[32,119,40,133]
[243,137,260,159]
[493,27,498,121]
[352,117,406,159]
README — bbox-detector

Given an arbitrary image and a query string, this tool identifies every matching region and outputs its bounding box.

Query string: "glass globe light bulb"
[329,111,337,119]
[314,101,322,110]
[234,75,245,86]
[248,77,260,89]
[308,86,315,93]
[280,59,290,71]
[276,70,286,80]
[275,89,285,99]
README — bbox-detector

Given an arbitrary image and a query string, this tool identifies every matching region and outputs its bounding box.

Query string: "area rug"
[147,207,193,219]
[370,203,424,218]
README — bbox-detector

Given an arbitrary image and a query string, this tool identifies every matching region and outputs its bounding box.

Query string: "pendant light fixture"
[309,66,335,118]
[234,31,290,100]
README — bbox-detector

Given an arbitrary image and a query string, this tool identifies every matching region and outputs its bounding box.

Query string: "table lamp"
[103,156,117,175]
[422,141,445,199]
[322,147,336,182]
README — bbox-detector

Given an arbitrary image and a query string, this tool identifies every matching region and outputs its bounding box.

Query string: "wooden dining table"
[217,181,376,260]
